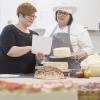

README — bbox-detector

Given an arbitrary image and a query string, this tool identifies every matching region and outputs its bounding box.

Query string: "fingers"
[71,51,87,60]
[71,52,79,59]
[36,53,44,60]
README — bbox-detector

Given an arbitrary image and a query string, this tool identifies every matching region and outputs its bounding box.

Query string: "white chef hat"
[53,1,77,14]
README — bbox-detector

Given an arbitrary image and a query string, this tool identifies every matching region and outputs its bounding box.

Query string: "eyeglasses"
[57,11,69,16]
[25,15,36,19]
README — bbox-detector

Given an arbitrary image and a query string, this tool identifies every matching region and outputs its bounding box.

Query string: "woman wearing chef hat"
[44,2,93,69]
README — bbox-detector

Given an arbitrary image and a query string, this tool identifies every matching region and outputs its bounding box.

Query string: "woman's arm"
[7,46,44,61]
[71,30,94,60]
[7,46,31,57]
[78,30,94,55]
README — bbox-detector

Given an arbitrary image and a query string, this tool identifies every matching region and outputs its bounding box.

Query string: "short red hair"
[17,2,37,17]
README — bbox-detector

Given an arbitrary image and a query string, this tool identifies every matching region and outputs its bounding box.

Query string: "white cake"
[80,54,100,76]
[53,47,71,58]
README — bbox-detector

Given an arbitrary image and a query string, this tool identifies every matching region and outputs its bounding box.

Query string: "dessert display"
[81,54,100,68]
[0,80,42,93]
[42,81,64,91]
[74,69,92,78]
[53,47,71,58]
[78,82,100,100]
[43,62,68,72]
[34,66,64,79]
[80,54,100,77]
[22,83,42,93]
[0,80,78,93]
[75,71,84,78]
[83,69,92,78]
[0,80,100,100]
[0,54,100,99]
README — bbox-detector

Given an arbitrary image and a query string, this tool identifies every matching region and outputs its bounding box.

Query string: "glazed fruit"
[75,71,84,78]
[84,69,92,78]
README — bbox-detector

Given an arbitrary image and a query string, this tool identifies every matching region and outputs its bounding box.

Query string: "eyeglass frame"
[57,10,69,16]
[25,15,37,19]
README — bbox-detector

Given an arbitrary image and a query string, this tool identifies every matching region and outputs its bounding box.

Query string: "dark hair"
[55,11,73,25]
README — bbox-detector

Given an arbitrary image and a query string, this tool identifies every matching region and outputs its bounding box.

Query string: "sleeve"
[0,25,16,54]
[78,30,94,55]
[29,30,39,36]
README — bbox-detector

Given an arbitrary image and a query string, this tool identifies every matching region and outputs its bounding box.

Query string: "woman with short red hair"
[0,2,43,74]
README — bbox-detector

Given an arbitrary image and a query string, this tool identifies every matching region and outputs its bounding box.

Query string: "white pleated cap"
[53,1,77,14]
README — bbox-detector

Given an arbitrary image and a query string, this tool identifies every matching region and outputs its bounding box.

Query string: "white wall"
[0,0,100,33]
[0,0,18,32]
[74,0,100,30]
[33,0,100,30]
[0,0,37,32]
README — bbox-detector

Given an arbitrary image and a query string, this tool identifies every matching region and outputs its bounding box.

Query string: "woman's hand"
[71,50,87,60]
[35,53,44,61]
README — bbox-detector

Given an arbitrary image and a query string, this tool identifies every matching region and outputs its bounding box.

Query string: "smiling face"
[56,10,70,27]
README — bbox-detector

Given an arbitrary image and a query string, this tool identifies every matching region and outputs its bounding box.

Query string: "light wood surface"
[0,77,100,84]
[0,77,100,100]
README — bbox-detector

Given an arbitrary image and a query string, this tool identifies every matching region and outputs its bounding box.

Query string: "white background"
[0,0,100,33]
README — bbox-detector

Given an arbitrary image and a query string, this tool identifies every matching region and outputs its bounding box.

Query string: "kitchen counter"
[0,77,100,100]
[0,77,100,84]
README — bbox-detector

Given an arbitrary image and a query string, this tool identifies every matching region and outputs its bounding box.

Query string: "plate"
[0,74,21,78]
[49,56,70,59]
[49,56,70,62]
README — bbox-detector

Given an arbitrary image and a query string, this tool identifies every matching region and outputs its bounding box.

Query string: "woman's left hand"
[71,50,87,60]
[36,53,44,61]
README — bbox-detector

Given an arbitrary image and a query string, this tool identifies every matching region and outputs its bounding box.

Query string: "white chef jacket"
[44,21,93,55]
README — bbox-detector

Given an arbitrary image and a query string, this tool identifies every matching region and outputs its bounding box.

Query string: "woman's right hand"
[71,50,87,60]
[35,53,44,61]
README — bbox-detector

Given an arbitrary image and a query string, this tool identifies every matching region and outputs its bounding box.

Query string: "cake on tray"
[53,47,71,58]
